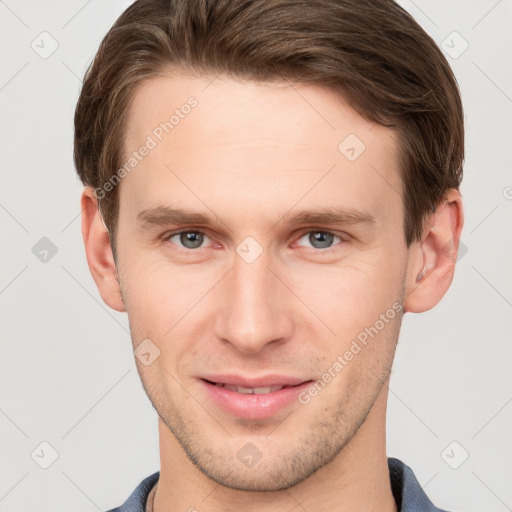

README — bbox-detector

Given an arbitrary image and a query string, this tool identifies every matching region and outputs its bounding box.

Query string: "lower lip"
[200,379,313,420]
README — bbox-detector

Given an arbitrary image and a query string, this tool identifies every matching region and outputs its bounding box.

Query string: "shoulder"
[388,457,452,512]
[105,471,160,512]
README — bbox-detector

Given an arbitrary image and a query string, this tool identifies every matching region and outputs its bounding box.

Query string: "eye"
[166,230,210,249]
[163,229,345,253]
[295,231,343,250]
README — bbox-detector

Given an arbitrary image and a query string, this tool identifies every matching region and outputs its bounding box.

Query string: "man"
[74,0,464,510]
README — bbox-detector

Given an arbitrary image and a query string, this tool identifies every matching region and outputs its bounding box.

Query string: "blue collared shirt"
[106,457,451,512]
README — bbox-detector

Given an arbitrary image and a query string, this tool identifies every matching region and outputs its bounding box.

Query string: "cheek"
[123,263,208,386]
[121,257,218,338]
[120,236,407,347]
[287,255,405,336]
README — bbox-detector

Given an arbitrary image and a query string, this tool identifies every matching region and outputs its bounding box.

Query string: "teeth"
[217,383,286,394]
[233,385,253,394]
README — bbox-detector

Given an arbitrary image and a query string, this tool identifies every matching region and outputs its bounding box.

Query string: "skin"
[81,73,463,512]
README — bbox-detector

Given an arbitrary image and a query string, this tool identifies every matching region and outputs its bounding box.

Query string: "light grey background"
[1,1,511,511]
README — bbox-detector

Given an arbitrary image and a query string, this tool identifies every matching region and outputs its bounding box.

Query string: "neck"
[153,385,397,512]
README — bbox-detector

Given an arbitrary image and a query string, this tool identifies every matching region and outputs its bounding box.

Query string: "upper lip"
[201,374,311,388]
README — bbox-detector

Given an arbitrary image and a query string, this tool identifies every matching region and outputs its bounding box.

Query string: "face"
[114,73,409,491]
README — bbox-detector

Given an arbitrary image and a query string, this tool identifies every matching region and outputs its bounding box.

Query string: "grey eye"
[177,231,204,249]
[296,231,341,250]
[309,231,335,249]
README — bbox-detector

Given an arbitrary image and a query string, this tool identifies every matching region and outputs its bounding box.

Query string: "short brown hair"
[74,0,464,261]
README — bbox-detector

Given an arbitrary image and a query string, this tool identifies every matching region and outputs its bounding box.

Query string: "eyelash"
[161,229,346,254]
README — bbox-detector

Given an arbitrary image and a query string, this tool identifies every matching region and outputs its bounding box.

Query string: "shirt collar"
[107,458,449,512]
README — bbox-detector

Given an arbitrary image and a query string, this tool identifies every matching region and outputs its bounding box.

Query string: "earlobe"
[81,186,126,312]
[403,189,464,313]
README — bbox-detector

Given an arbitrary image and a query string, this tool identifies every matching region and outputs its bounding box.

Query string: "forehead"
[120,73,401,223]
[124,72,394,153]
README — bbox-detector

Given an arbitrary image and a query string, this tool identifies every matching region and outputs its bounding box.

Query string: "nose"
[213,250,294,355]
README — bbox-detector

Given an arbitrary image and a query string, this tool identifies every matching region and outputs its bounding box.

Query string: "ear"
[81,186,126,312]
[403,188,464,313]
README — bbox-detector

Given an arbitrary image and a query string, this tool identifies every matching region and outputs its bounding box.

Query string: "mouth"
[199,376,314,420]
[203,380,297,394]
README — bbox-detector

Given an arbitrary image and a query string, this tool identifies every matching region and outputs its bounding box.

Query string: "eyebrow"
[136,205,375,228]
[283,208,375,226]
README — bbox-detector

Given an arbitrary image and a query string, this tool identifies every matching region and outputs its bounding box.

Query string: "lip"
[199,375,313,420]
[201,374,308,388]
